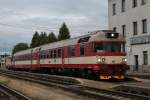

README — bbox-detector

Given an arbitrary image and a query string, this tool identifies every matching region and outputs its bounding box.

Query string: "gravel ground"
[76,78,119,89]
[0,75,93,100]
[126,77,150,88]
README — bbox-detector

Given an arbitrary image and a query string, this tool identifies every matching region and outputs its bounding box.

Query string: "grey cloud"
[0,0,108,53]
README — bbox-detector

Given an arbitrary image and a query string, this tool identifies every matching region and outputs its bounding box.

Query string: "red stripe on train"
[14,64,126,69]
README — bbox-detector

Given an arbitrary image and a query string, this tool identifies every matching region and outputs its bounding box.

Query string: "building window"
[141,0,147,5]
[113,27,117,32]
[112,3,116,15]
[122,25,126,37]
[133,0,137,8]
[142,19,147,33]
[143,51,148,65]
[133,21,138,35]
[122,0,126,12]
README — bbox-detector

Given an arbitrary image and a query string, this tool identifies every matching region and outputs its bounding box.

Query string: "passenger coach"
[9,30,128,79]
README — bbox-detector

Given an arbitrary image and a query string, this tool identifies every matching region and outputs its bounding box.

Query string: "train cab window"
[93,42,122,53]
[80,44,85,56]
[93,43,104,52]
[68,46,75,57]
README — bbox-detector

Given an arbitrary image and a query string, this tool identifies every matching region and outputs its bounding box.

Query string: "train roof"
[14,30,125,55]
[41,30,125,50]
[14,49,31,56]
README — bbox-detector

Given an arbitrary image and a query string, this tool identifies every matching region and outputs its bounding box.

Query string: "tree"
[12,43,29,54]
[58,22,70,41]
[47,32,57,43]
[30,31,40,48]
[39,32,48,45]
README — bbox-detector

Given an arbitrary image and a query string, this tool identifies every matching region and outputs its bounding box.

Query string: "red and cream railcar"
[12,49,32,70]
[10,30,128,79]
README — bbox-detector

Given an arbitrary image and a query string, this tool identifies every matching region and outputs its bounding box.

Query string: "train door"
[31,49,33,69]
[36,48,41,68]
[31,48,41,70]
[61,48,64,67]
[134,55,139,71]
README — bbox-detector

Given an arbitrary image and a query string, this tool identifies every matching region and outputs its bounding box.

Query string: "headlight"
[122,58,127,62]
[111,33,115,37]
[97,58,105,63]
[97,58,101,62]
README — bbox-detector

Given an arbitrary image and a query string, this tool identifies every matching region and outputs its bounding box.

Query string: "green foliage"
[39,32,48,45]
[58,22,70,41]
[47,32,57,43]
[13,22,72,54]
[30,31,40,48]
[12,43,29,54]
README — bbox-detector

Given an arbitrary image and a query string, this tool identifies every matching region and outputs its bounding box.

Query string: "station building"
[108,0,150,73]
[0,53,10,69]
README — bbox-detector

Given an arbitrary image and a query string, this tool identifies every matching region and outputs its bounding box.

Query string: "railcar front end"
[90,33,128,80]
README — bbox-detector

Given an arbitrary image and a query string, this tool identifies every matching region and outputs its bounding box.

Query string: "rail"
[0,70,150,100]
[0,83,32,100]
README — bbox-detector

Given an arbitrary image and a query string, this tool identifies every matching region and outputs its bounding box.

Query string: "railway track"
[0,70,150,100]
[0,83,31,100]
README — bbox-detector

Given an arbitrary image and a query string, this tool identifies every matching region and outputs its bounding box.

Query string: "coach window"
[80,44,85,56]
[48,51,50,58]
[49,50,52,58]
[54,50,57,58]
[47,53,49,58]
[69,46,75,57]
[51,50,54,58]
[40,54,42,58]
[44,54,47,59]
[24,55,26,60]
[58,49,62,58]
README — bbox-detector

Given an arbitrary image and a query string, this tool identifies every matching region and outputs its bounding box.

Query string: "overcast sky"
[0,0,108,54]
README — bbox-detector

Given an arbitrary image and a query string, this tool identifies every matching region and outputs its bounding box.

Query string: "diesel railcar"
[8,30,128,79]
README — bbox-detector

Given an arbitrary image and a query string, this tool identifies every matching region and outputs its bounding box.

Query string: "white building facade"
[108,0,150,73]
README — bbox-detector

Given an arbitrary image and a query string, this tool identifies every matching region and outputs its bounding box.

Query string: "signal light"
[106,33,119,38]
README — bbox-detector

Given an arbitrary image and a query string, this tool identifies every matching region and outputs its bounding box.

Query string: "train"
[6,30,129,80]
